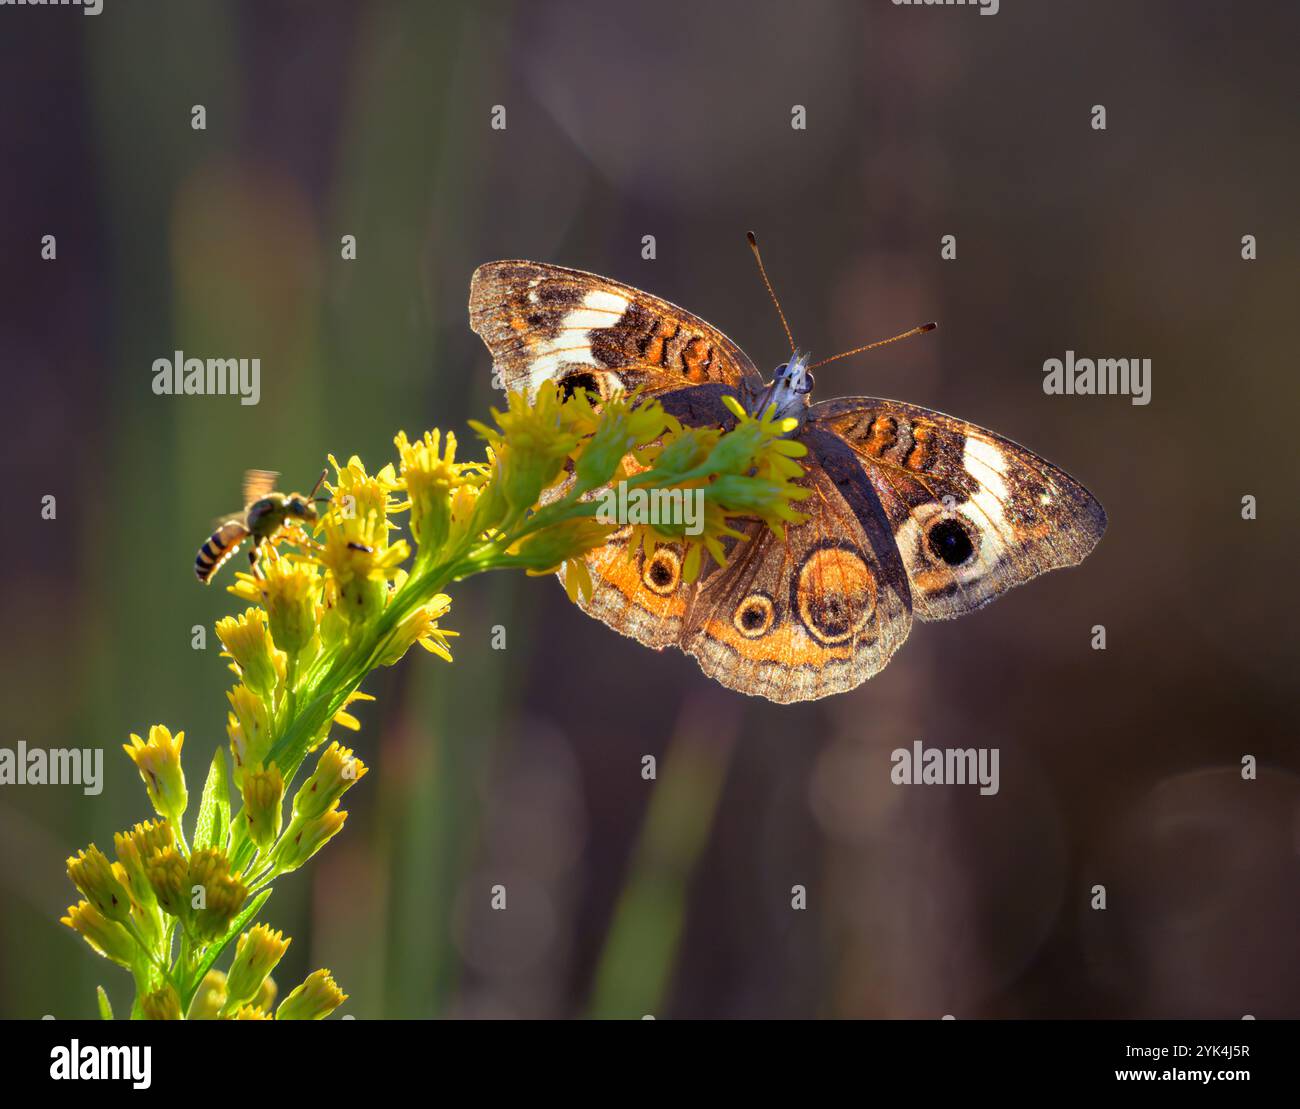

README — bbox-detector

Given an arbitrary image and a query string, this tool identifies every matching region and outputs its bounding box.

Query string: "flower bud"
[224,924,291,1013]
[60,901,135,968]
[141,984,183,1021]
[123,725,188,822]
[272,803,347,873]
[241,764,284,850]
[276,969,347,1020]
[66,844,133,924]
[293,742,367,821]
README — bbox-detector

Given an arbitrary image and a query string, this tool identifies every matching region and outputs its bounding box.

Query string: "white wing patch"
[526,287,629,393]
[962,436,1011,535]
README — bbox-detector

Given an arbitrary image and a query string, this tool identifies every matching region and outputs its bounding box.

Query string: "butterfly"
[468,236,1106,704]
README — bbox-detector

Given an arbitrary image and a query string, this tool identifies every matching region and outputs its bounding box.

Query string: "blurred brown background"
[1,0,1296,1019]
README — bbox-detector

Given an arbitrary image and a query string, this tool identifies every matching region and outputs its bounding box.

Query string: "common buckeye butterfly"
[468,236,1105,703]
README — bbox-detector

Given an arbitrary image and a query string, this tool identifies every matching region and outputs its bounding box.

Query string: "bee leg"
[248,537,265,579]
[284,524,323,551]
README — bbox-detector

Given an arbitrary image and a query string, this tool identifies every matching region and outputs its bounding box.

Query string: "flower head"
[470,383,583,513]
[141,984,183,1021]
[273,802,347,873]
[395,428,480,551]
[292,741,368,821]
[224,924,291,1013]
[191,970,228,1020]
[241,555,321,660]
[123,725,188,822]
[214,608,283,698]
[227,685,272,779]
[60,901,135,968]
[241,763,285,850]
[188,848,249,943]
[66,844,133,924]
[276,969,347,1020]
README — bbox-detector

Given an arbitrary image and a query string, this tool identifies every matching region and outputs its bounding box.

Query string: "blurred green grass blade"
[587,702,738,1019]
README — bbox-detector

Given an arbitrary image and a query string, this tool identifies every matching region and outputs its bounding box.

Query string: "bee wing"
[242,469,280,505]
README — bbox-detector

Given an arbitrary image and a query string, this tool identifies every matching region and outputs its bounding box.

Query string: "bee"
[195,468,329,584]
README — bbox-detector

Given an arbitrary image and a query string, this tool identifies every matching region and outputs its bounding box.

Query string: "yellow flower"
[470,384,583,513]
[512,518,615,576]
[214,608,282,698]
[395,428,477,551]
[276,969,347,1020]
[558,556,594,603]
[272,802,347,873]
[330,689,374,732]
[188,848,248,943]
[233,1004,271,1020]
[241,764,285,850]
[123,725,188,822]
[66,845,133,924]
[113,821,174,909]
[140,984,183,1021]
[258,553,321,659]
[227,685,271,778]
[146,847,190,923]
[60,901,135,968]
[191,970,228,1019]
[571,389,674,494]
[292,741,368,821]
[254,975,278,1012]
[379,594,456,666]
[223,924,291,1013]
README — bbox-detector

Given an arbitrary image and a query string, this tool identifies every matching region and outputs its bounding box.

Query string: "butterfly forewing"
[469,261,762,402]
[809,397,1106,620]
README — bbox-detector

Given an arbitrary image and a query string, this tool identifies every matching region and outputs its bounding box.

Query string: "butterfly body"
[469,258,1105,702]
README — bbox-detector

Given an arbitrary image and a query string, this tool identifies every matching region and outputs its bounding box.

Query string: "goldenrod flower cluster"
[60,384,806,1017]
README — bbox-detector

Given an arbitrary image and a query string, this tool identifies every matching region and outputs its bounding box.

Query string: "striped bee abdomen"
[195,520,251,584]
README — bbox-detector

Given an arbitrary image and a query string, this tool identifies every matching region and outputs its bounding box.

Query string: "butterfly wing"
[681,427,914,703]
[808,397,1106,620]
[560,414,914,704]
[241,469,280,506]
[469,261,764,401]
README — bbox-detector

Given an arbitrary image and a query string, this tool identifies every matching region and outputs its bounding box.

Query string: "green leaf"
[193,747,231,853]
[181,889,271,1009]
[96,985,113,1021]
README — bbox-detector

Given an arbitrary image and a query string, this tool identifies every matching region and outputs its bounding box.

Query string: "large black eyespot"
[927,518,976,567]
[560,371,601,401]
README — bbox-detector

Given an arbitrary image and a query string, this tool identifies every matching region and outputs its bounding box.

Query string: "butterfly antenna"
[746,231,797,355]
[808,321,937,371]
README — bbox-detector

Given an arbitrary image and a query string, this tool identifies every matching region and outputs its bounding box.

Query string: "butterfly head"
[752,350,815,422]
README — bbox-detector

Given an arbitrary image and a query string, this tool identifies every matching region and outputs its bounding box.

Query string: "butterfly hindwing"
[681,429,913,703]
[809,397,1107,620]
[469,261,763,402]
[560,409,914,703]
